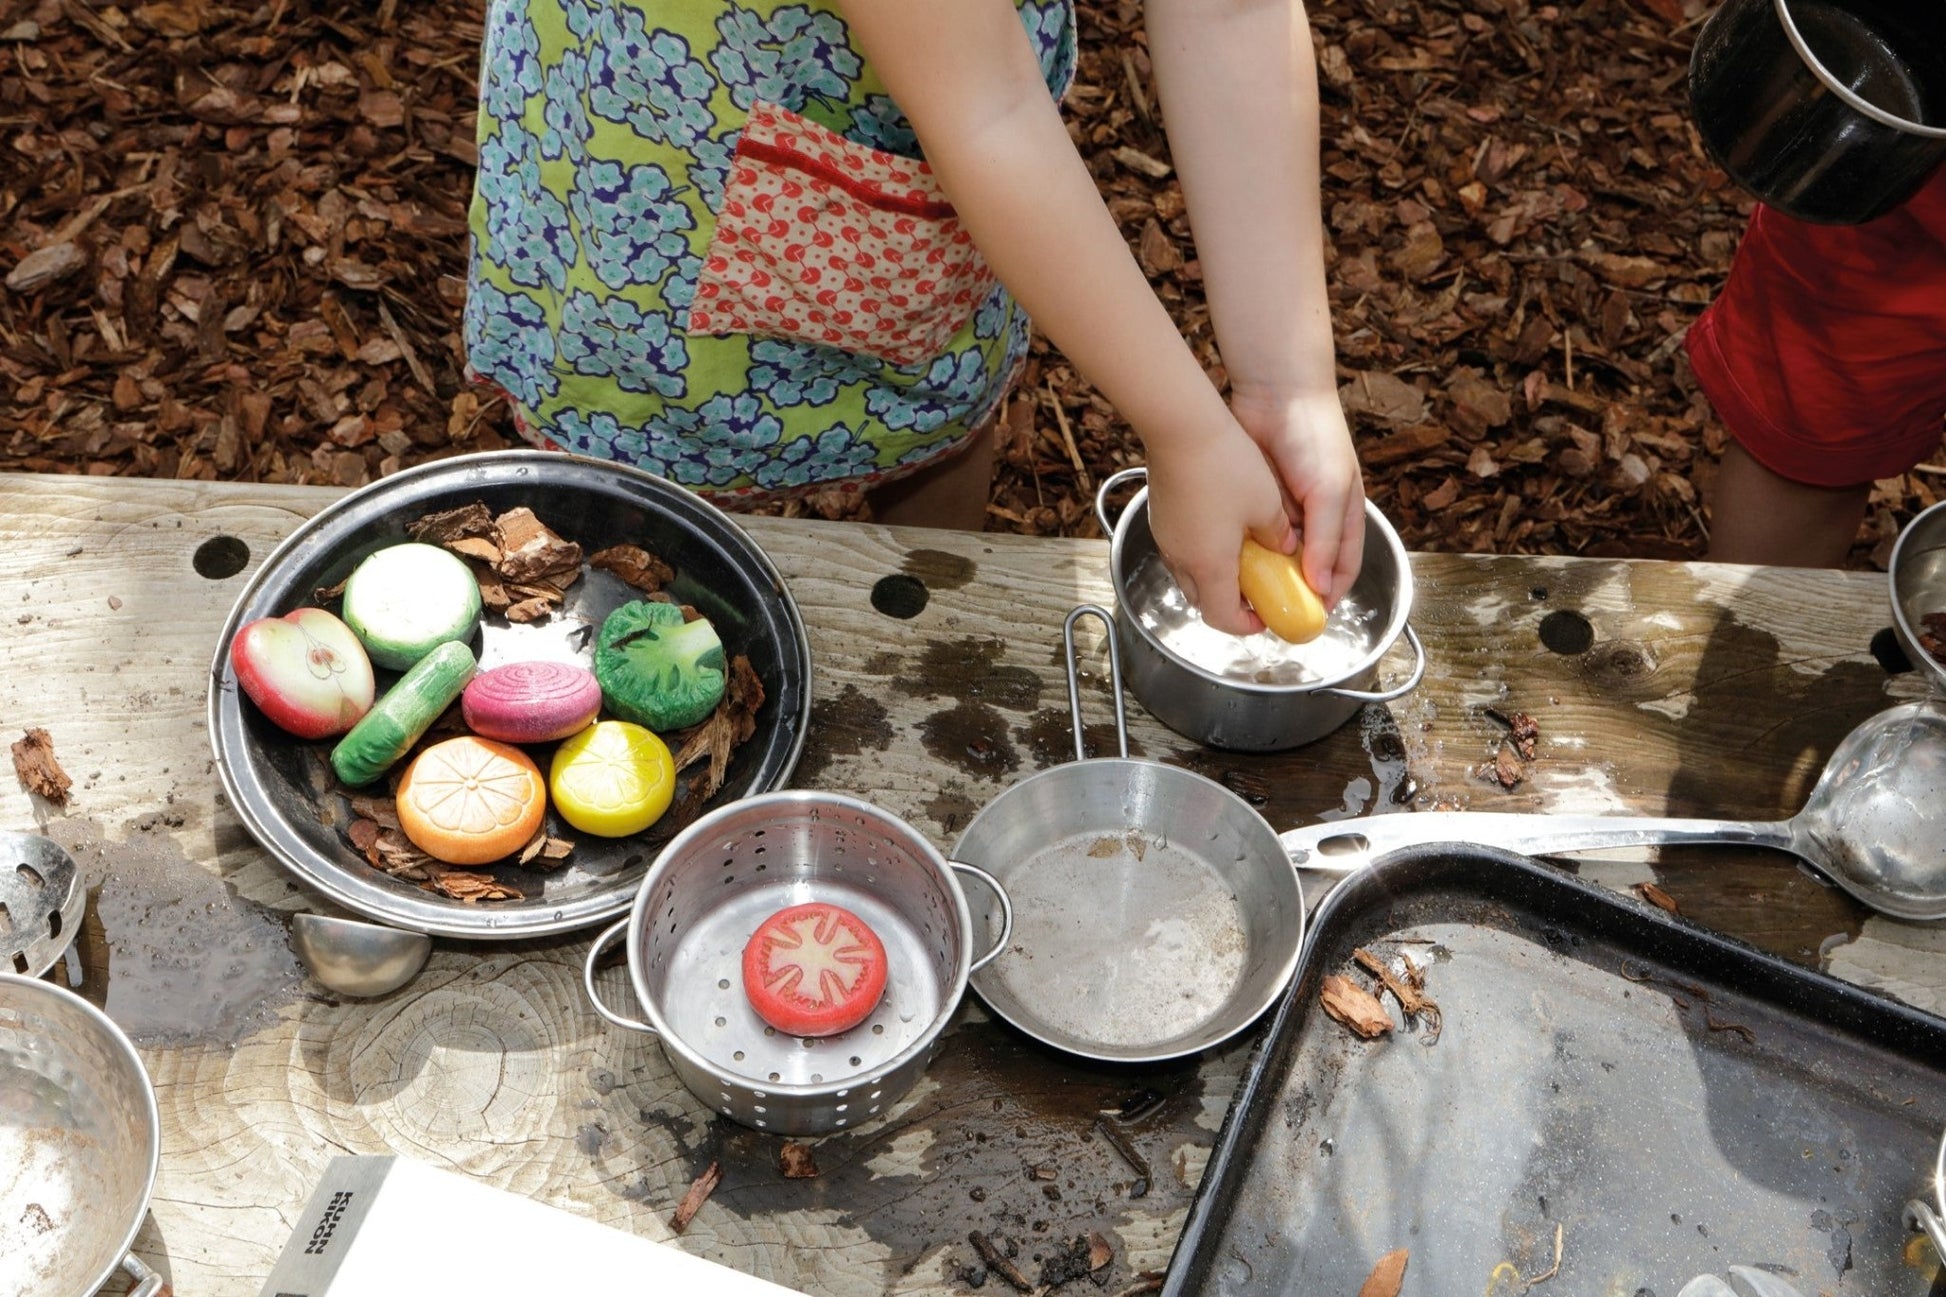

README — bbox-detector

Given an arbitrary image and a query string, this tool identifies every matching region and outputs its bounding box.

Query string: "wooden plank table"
[3,471,1941,1295]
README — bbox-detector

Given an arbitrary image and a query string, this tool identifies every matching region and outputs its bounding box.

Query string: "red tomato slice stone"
[741,902,890,1038]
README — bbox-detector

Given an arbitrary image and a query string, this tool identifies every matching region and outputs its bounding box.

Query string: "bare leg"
[1705,441,1871,568]
[867,419,997,532]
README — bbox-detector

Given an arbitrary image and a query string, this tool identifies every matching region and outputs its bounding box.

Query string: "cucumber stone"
[341,542,483,671]
[330,640,478,787]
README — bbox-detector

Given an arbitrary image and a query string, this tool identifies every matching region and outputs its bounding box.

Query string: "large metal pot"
[0,974,166,1297]
[1688,0,1946,224]
[1094,467,1424,751]
[584,791,1010,1136]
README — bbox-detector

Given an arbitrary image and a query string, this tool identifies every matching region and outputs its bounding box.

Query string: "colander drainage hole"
[734,1051,745,1061]
[848,1057,860,1067]
[718,979,730,990]
[872,1024,884,1035]
[723,875,736,885]
[768,1072,781,1082]
[812,1074,823,1083]
[714,1016,726,1027]
[800,1038,814,1049]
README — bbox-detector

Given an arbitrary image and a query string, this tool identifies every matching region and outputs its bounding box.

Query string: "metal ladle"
[1280,699,1946,921]
[290,912,431,998]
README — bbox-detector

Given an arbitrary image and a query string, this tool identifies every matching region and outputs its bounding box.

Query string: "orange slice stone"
[396,736,547,865]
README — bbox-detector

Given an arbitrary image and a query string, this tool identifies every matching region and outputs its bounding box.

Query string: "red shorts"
[1685,168,1946,487]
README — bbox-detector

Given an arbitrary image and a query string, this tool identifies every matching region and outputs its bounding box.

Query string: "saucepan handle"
[1093,465,1148,537]
[948,861,1014,974]
[1063,604,1130,761]
[121,1252,168,1297]
[582,918,660,1037]
[1315,623,1427,703]
[1906,1197,1946,1258]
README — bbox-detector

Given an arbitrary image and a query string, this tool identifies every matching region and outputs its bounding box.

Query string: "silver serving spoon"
[1280,699,1946,922]
[290,912,431,997]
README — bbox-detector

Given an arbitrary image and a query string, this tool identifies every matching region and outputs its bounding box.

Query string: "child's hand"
[1230,385,1365,607]
[1144,424,1294,637]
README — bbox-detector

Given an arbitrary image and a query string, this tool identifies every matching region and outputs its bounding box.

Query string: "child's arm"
[1147,0,1364,603]
[837,0,1311,633]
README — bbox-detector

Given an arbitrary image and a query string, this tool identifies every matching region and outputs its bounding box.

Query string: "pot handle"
[947,860,1014,974]
[1314,623,1427,703]
[1907,1197,1946,1259]
[1064,604,1130,760]
[121,1253,168,1297]
[1093,466,1148,537]
[583,918,660,1037]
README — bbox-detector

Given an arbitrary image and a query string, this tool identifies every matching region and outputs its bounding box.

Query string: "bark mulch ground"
[3,0,1941,566]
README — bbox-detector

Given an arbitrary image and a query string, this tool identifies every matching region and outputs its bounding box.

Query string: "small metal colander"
[586,791,1010,1135]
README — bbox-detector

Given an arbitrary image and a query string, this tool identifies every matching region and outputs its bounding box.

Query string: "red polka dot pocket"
[687,101,998,368]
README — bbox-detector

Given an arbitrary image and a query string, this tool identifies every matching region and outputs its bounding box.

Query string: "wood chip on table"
[1634,881,1680,914]
[669,1159,722,1234]
[1477,739,1526,790]
[1485,707,1541,760]
[1320,974,1393,1039]
[968,1231,1035,1293]
[777,1142,819,1179]
[1358,1248,1409,1297]
[11,728,72,805]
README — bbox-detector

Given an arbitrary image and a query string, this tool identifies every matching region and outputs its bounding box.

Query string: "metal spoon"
[290,912,431,997]
[1280,699,1946,922]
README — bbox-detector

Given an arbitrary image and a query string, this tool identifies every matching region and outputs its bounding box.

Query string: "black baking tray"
[1161,844,1946,1295]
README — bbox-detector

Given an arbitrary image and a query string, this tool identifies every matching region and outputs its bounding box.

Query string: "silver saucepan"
[951,606,1308,1063]
[1094,467,1425,751]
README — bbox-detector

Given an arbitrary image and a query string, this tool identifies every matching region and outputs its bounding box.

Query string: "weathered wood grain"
[0,473,1929,1296]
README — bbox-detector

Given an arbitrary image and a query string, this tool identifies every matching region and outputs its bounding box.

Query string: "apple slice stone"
[230,607,376,739]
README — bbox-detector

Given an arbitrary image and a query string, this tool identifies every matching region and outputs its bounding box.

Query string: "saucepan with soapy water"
[1094,467,1425,752]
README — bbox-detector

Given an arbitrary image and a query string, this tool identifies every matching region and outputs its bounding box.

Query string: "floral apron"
[464,0,1077,502]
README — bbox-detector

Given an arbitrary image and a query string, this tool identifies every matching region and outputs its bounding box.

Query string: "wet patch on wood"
[622,1013,1230,1286]
[901,548,977,591]
[919,702,1022,779]
[1018,709,1140,767]
[923,782,984,838]
[793,683,894,786]
[880,637,1044,715]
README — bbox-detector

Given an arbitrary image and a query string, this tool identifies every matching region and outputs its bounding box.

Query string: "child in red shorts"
[1685,168,1946,566]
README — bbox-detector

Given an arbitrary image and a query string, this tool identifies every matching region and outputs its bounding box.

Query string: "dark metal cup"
[1689,0,1946,224]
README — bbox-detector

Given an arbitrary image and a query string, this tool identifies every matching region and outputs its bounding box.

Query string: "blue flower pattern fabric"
[466,0,1077,502]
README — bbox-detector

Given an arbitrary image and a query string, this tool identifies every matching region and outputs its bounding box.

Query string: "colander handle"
[948,861,1014,974]
[1314,623,1427,703]
[583,918,660,1037]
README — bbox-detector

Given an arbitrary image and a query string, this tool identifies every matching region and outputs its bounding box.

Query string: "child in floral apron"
[467,0,1362,634]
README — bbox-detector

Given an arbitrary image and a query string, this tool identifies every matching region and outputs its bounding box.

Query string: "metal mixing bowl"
[209,451,813,940]
[1890,498,1946,696]
[0,974,164,1297]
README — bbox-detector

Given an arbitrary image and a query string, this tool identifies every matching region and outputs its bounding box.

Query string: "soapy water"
[1127,556,1383,686]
